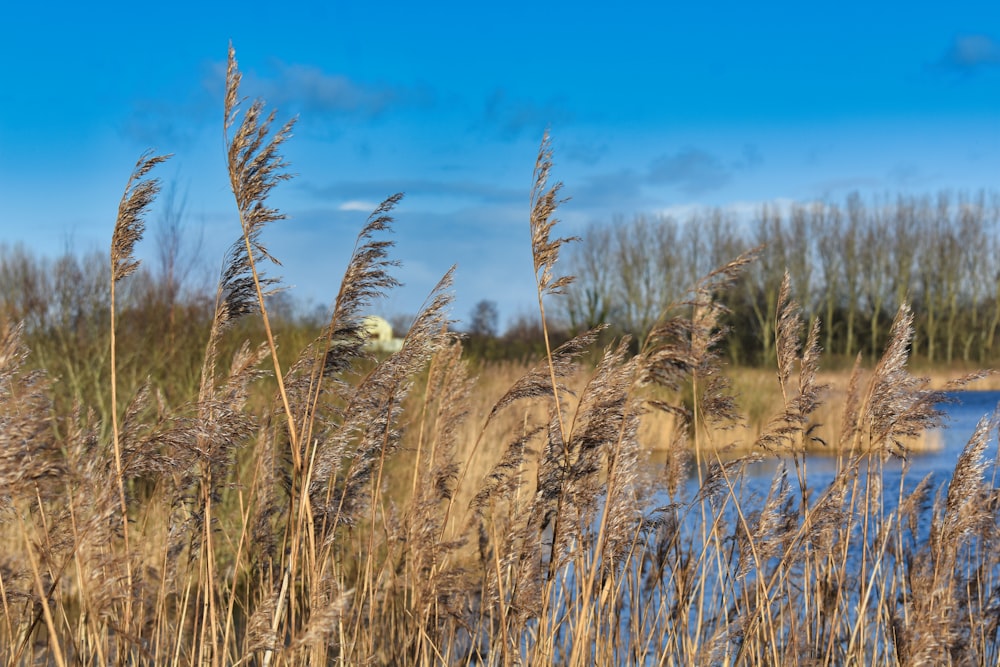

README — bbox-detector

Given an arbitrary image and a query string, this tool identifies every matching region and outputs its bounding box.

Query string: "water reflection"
[646,391,1000,490]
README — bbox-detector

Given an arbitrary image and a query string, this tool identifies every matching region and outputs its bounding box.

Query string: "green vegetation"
[3,45,1000,666]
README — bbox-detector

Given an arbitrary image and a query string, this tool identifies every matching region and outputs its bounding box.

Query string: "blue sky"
[1,1,998,328]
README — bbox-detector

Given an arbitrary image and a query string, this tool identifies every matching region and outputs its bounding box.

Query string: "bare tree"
[155,181,204,304]
[815,202,843,356]
[468,299,499,337]
[985,194,1000,360]
[744,203,788,363]
[939,194,964,363]
[563,222,614,331]
[860,199,891,358]
[889,195,918,319]
[956,191,990,361]
[915,194,961,362]
[842,193,864,357]
[612,215,663,346]
[560,189,1000,364]
[787,203,815,325]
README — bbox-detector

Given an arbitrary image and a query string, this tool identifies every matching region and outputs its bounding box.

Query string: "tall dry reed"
[2,43,1000,667]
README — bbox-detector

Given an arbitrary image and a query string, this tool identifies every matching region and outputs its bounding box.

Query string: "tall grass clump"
[3,43,1000,666]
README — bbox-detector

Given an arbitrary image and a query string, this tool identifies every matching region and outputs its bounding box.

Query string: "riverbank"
[457,360,999,462]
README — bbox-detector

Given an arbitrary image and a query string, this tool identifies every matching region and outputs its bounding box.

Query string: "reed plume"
[7,40,1000,667]
[223,43,299,474]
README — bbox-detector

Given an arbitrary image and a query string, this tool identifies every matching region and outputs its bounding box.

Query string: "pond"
[707,390,1000,500]
[534,392,1000,664]
[635,390,1000,584]
[902,389,1000,474]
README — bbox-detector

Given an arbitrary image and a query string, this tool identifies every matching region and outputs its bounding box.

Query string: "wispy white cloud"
[646,145,763,196]
[252,62,434,118]
[647,147,732,194]
[300,178,521,205]
[563,139,609,165]
[736,144,764,169]
[559,144,767,213]
[654,201,712,220]
[126,59,434,147]
[337,200,380,212]
[722,197,803,219]
[478,89,573,141]
[569,168,647,210]
[122,63,221,147]
[810,175,886,196]
[655,197,803,221]
[937,34,1000,71]
[887,163,928,188]
[123,99,207,148]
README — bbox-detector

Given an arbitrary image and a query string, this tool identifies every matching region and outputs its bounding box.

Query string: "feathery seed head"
[111,151,170,283]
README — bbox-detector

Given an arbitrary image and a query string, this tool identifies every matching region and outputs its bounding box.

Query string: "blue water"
[721,390,1000,493]
[520,393,1000,664]
[649,390,1000,595]
[635,390,1000,597]
[906,390,1000,473]
[630,391,1000,662]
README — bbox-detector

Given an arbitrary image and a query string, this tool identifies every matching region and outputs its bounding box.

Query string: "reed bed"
[3,45,1000,666]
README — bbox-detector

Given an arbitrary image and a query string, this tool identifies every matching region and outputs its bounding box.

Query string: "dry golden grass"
[467,353,984,466]
[4,43,1000,667]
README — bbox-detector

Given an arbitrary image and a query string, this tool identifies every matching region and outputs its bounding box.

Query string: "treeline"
[562,190,1000,365]
[0,244,322,434]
